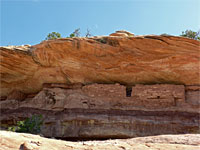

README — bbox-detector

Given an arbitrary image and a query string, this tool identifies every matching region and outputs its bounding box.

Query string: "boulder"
[110,30,135,36]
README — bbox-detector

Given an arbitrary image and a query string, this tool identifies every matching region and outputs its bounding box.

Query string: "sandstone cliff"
[0,33,200,141]
[0,34,199,97]
[1,83,199,139]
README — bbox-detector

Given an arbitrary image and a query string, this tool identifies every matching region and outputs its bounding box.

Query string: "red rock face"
[0,35,200,97]
[1,83,199,139]
[6,90,27,101]
[131,84,185,108]
[0,34,199,140]
[185,86,200,105]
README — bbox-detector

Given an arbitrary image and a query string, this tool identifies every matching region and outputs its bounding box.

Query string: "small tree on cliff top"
[180,29,200,40]
[46,32,61,40]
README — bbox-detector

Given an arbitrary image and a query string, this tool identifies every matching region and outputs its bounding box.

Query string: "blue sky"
[1,0,199,46]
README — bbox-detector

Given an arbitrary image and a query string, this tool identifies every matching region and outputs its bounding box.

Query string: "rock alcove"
[0,31,200,142]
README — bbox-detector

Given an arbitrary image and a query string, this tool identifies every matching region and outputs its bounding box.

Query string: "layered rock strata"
[0,34,200,140]
[0,35,199,97]
[1,83,199,139]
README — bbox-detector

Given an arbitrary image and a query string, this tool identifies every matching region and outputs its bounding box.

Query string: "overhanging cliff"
[0,33,200,140]
[0,34,199,97]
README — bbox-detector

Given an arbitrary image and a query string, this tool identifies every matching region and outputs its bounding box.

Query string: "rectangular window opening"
[126,87,132,97]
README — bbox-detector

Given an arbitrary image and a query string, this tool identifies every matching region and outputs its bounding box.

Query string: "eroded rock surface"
[0,131,199,150]
[1,84,199,139]
[0,33,200,142]
[1,34,200,97]
[109,30,135,37]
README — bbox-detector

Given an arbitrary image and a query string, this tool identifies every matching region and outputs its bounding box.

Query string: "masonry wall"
[1,83,199,139]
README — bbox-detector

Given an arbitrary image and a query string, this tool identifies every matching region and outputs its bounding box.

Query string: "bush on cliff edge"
[45,32,61,40]
[180,29,200,40]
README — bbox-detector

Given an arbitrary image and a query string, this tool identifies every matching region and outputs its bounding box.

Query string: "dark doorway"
[126,87,132,97]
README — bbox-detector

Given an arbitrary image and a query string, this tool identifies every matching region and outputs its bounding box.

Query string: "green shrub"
[70,33,75,38]
[8,115,43,134]
[45,32,61,40]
